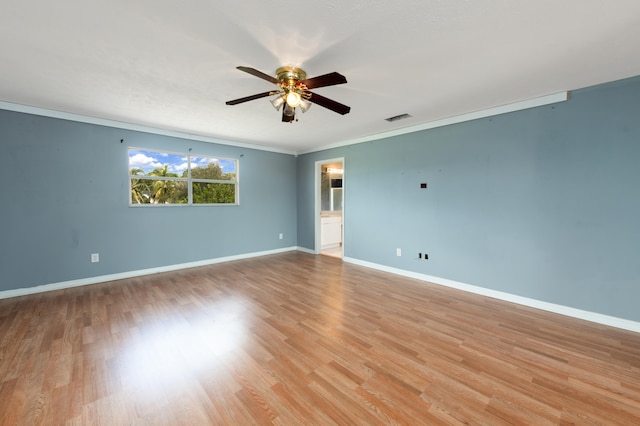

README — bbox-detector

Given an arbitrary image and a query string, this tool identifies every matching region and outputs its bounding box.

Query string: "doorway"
[315,158,344,259]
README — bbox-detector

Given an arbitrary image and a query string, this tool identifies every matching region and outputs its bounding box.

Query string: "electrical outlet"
[91,253,99,263]
[396,248,402,257]
[424,254,429,260]
[279,233,283,240]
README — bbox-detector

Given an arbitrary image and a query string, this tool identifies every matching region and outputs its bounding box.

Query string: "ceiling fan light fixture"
[299,98,312,113]
[285,91,302,107]
[282,103,296,123]
[284,103,295,115]
[271,95,285,110]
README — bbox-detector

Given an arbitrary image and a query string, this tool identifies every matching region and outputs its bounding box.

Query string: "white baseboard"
[0,247,298,300]
[296,246,316,255]
[343,257,640,334]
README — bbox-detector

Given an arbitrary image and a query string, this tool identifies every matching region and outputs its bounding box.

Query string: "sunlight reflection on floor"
[119,300,247,390]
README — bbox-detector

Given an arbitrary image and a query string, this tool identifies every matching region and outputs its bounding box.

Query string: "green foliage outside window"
[189,162,236,204]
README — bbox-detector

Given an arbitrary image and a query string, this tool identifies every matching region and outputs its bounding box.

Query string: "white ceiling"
[2,1,640,154]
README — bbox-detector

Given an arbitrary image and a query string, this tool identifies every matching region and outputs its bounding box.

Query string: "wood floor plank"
[1,251,640,424]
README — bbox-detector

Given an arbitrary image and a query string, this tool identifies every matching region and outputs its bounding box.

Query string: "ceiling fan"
[225,66,351,123]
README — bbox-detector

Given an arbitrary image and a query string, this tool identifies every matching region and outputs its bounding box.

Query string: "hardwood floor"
[321,244,342,259]
[1,252,640,425]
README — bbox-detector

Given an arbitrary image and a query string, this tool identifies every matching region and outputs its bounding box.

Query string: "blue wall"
[297,76,640,322]
[0,110,297,291]
[3,75,639,323]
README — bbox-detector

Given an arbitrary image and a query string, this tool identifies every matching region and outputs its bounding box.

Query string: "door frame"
[314,157,345,255]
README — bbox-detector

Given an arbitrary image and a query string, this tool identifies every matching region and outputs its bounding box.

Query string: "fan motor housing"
[276,67,307,84]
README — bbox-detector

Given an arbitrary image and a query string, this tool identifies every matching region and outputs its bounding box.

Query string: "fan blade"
[299,72,347,89]
[306,91,351,115]
[226,91,274,105]
[236,66,279,85]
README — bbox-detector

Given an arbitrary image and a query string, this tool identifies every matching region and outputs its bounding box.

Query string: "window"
[128,148,238,205]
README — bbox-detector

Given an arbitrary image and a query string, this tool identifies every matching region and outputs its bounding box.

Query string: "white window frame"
[128,148,239,206]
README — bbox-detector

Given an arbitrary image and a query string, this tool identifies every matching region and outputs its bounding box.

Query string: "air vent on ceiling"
[385,113,412,122]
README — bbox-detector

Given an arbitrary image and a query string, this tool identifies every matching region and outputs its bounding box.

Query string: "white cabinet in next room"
[321,216,342,249]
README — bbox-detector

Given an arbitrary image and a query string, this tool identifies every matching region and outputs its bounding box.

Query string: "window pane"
[131,178,188,204]
[192,182,236,204]
[130,178,153,204]
[150,180,188,204]
[190,157,236,181]
[128,149,189,176]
